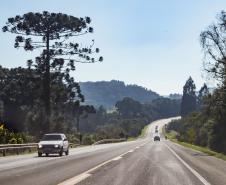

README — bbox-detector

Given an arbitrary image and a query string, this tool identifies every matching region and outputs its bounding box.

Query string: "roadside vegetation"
[166,11,226,155]
[164,127,226,161]
[76,96,180,144]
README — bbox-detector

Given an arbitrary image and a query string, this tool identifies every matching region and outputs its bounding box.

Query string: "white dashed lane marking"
[58,142,146,185]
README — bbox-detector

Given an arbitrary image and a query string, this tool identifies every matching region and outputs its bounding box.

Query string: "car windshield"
[41,135,62,141]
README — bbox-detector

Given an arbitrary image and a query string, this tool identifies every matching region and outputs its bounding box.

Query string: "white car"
[38,133,69,157]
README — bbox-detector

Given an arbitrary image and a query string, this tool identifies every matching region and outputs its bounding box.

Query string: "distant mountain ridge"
[80,80,160,108]
[168,93,182,100]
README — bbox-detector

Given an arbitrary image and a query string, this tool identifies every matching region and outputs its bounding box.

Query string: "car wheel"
[59,149,63,156]
[45,153,49,157]
[38,152,42,157]
[65,149,69,156]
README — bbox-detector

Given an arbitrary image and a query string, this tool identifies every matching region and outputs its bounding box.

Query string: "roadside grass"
[163,128,226,161]
[127,137,136,141]
[127,124,149,141]
[139,125,149,138]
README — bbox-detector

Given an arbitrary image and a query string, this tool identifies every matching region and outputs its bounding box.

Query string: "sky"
[0,0,226,95]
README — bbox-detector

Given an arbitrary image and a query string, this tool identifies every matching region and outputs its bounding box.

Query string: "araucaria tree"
[2,11,103,132]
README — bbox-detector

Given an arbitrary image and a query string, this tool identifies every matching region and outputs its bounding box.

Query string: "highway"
[1,118,226,185]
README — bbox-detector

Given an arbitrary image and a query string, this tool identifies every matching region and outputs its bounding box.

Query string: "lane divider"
[58,142,147,185]
[164,143,211,185]
[112,156,122,161]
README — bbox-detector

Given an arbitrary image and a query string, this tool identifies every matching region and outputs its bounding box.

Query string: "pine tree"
[181,77,197,117]
[197,83,209,110]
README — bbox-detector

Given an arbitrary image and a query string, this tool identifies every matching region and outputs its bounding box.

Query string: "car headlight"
[54,144,59,148]
[38,144,42,148]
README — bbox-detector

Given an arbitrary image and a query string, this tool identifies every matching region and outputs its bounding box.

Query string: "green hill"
[79,80,160,108]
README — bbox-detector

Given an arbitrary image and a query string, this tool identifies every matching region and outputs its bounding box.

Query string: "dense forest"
[0,64,181,144]
[167,11,226,154]
[79,80,160,108]
[78,96,180,144]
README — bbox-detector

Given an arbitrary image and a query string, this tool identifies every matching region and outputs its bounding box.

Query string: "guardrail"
[0,143,38,156]
[0,143,78,157]
[0,138,126,156]
[92,138,126,145]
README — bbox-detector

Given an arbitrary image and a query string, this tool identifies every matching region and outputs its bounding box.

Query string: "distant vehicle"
[38,133,69,157]
[154,135,160,141]
[155,129,158,133]
[155,125,158,130]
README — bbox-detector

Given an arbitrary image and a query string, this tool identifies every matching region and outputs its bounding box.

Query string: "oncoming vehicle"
[38,133,69,157]
[154,135,160,141]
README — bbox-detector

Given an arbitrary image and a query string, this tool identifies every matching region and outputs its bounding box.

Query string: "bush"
[66,134,80,144]
[17,137,23,144]
[82,134,95,145]
[9,137,17,144]
[0,123,35,144]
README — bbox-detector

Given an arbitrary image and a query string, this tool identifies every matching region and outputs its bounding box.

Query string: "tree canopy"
[2,11,103,132]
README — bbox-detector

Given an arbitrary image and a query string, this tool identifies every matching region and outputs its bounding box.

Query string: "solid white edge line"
[57,141,147,185]
[164,143,211,185]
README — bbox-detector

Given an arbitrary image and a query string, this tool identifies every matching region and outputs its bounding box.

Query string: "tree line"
[78,96,180,144]
[167,11,226,154]
[79,80,160,108]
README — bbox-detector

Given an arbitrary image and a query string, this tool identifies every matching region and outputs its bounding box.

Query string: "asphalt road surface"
[1,117,226,185]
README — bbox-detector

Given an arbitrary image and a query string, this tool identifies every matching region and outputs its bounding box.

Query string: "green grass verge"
[164,129,226,161]
[127,124,149,141]
[127,137,136,141]
[139,125,149,138]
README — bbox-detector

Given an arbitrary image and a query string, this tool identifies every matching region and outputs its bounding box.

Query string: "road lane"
[76,138,204,185]
[0,141,143,172]
[0,139,147,185]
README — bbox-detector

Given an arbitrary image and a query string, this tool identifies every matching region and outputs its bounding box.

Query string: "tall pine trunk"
[43,32,51,133]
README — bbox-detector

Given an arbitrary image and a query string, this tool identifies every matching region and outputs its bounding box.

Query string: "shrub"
[82,134,95,145]
[9,137,17,144]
